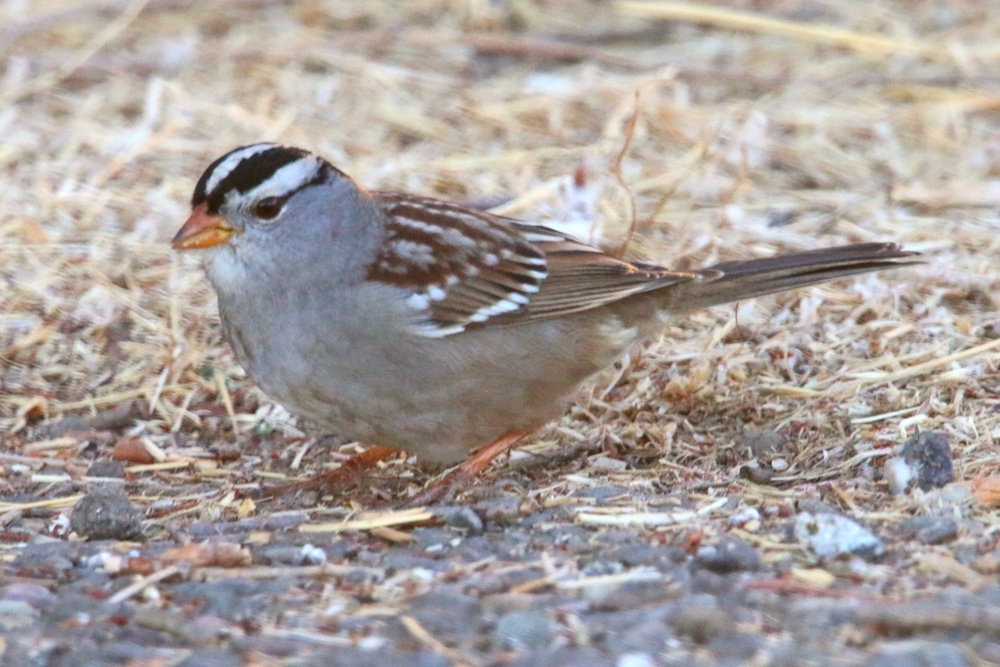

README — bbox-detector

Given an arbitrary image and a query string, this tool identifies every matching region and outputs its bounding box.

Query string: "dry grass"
[1,0,999,559]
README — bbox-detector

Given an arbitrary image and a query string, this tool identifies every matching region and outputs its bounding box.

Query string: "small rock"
[796,498,839,515]
[297,543,327,565]
[261,546,300,566]
[70,485,143,541]
[727,507,761,527]
[709,630,767,661]
[0,582,54,605]
[573,486,631,501]
[471,496,522,524]
[604,544,686,572]
[85,460,126,479]
[590,455,628,471]
[406,590,481,639]
[111,435,160,464]
[434,506,484,533]
[740,464,776,485]
[794,512,884,560]
[973,551,1000,575]
[0,600,39,631]
[671,602,731,644]
[885,431,954,495]
[617,653,656,667]
[736,429,788,458]
[899,516,958,545]
[694,535,762,573]
[919,483,973,517]
[865,639,967,667]
[177,649,245,667]
[413,527,459,551]
[493,610,553,650]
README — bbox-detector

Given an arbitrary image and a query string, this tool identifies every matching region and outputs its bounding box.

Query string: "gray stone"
[694,535,763,573]
[737,429,788,458]
[435,506,484,533]
[794,512,884,560]
[865,639,968,667]
[494,610,554,650]
[900,515,959,545]
[0,600,39,631]
[69,485,143,541]
[886,431,954,495]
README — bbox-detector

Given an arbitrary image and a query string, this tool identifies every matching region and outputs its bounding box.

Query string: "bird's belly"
[219,286,639,465]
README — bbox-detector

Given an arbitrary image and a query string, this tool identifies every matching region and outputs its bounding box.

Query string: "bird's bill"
[172,203,235,250]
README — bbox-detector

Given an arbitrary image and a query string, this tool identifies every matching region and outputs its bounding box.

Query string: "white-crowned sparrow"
[173,143,917,484]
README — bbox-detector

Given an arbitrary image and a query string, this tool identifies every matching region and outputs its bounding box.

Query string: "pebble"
[616,653,656,667]
[727,507,761,527]
[177,648,246,667]
[493,610,554,650]
[0,600,39,631]
[601,544,686,573]
[796,498,839,514]
[794,512,885,560]
[586,578,674,611]
[884,431,954,495]
[471,496,522,524]
[708,630,766,661]
[85,460,126,479]
[172,578,292,621]
[899,516,959,545]
[865,639,968,667]
[69,484,143,541]
[740,464,776,485]
[671,601,731,644]
[736,429,788,458]
[434,506,484,533]
[694,535,763,573]
[405,590,482,639]
[1,582,54,605]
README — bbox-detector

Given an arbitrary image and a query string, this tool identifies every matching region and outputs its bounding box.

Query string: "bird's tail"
[676,242,919,311]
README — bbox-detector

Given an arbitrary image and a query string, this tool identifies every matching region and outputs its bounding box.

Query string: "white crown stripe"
[205,144,274,195]
[242,157,325,203]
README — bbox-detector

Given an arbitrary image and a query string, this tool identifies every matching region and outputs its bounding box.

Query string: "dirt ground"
[2,1,1000,665]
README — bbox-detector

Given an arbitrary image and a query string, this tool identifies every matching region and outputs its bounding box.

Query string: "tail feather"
[678,242,920,310]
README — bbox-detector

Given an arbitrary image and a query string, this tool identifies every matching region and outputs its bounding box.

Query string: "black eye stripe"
[191,145,312,213]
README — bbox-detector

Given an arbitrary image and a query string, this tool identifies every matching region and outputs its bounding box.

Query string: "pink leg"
[406,432,528,506]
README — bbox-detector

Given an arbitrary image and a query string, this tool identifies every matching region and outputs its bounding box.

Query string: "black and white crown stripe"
[191,143,334,214]
[202,144,274,197]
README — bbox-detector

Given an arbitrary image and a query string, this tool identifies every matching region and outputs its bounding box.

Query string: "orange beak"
[172,203,235,250]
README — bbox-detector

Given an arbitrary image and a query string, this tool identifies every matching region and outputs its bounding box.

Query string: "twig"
[617,1,933,58]
[105,564,181,605]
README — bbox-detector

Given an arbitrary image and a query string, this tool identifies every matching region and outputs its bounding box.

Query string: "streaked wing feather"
[370,194,550,335]
[369,193,697,336]
[513,248,699,320]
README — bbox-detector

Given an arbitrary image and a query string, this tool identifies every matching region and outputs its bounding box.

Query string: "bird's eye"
[252,196,286,220]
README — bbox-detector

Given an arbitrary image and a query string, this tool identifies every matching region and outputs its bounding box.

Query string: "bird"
[172,142,918,502]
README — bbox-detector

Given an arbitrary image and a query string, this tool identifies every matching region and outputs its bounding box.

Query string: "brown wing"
[502,223,703,321]
[369,193,700,337]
